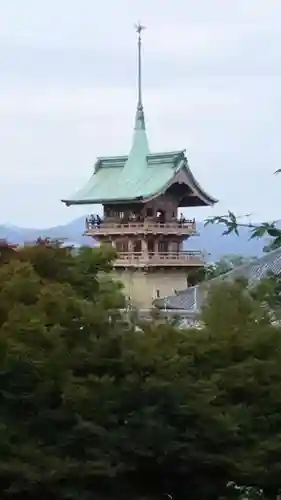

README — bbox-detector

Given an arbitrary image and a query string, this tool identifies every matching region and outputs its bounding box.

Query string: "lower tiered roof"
[154,246,281,312]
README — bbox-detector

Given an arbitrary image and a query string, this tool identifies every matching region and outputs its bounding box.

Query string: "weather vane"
[135,22,146,35]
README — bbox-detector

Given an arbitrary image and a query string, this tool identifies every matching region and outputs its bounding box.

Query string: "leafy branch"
[205,170,281,251]
[205,212,281,251]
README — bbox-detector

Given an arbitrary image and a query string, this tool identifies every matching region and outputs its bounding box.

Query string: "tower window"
[156,289,160,298]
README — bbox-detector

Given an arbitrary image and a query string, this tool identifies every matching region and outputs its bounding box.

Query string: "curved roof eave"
[184,164,218,205]
[61,196,143,207]
[142,161,218,206]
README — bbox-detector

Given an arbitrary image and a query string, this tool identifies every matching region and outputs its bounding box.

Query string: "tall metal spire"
[134,23,146,130]
[125,22,149,168]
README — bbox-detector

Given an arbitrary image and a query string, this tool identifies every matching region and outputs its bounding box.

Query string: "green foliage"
[205,210,281,251]
[1,241,281,497]
[205,210,240,236]
[250,272,281,313]
[200,279,281,498]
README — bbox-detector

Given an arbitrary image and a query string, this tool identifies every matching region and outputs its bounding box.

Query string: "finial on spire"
[135,22,145,35]
[134,22,146,130]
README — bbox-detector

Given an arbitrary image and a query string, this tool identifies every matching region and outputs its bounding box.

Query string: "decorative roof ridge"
[97,155,128,162]
[96,150,185,168]
[94,156,128,173]
[147,149,186,159]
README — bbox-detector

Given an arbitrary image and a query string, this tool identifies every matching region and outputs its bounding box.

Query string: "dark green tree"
[1,241,281,498]
[200,279,281,498]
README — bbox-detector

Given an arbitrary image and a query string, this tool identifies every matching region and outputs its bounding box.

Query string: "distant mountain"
[0,218,96,248]
[188,222,269,261]
[0,217,275,261]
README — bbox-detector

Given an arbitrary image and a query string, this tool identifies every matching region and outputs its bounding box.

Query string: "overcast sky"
[0,0,280,228]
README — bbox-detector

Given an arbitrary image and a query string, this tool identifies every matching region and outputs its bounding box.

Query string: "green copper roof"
[62,144,187,205]
[62,142,216,206]
[61,26,217,208]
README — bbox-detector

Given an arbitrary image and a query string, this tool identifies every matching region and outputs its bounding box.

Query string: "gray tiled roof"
[154,246,281,312]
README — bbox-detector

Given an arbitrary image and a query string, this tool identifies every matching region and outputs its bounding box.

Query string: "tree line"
[0,239,281,498]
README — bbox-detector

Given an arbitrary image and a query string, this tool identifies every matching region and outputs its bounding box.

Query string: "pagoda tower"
[62,25,217,309]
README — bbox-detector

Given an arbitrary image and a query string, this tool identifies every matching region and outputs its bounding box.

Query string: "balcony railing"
[114,251,204,267]
[85,219,196,235]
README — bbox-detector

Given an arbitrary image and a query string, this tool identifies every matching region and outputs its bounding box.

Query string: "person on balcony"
[96,214,102,228]
[179,213,185,226]
[88,214,95,228]
[156,211,165,224]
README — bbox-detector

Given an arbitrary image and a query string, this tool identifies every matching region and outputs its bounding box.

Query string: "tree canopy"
[1,241,281,498]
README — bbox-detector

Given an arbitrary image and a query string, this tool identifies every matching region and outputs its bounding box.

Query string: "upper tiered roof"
[62,25,217,208]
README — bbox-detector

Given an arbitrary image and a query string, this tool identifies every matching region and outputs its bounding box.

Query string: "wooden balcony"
[85,219,197,236]
[114,251,204,268]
